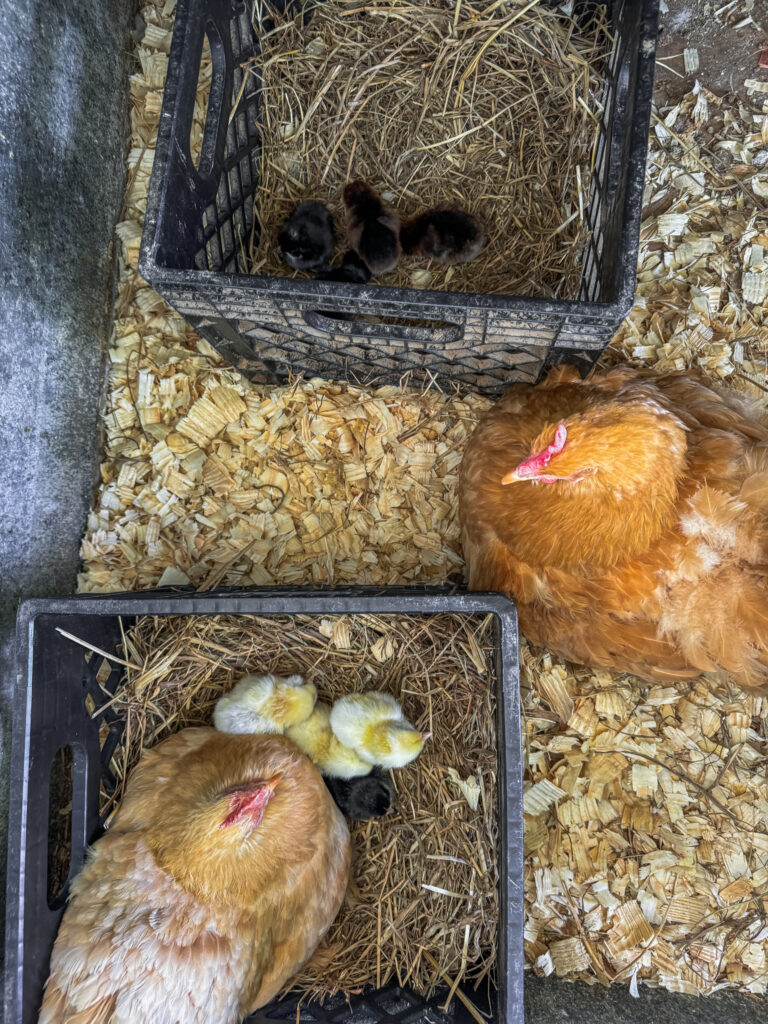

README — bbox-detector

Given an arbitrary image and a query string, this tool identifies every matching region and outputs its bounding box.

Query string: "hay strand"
[246,0,611,297]
[97,612,499,998]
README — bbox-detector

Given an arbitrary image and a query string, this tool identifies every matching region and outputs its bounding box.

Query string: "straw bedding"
[246,0,610,297]
[98,611,499,1000]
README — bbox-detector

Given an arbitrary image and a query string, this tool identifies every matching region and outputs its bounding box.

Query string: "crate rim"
[138,0,660,328]
[14,584,521,622]
[137,260,634,325]
[5,585,524,1024]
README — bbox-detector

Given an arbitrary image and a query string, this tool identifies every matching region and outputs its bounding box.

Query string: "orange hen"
[459,365,768,691]
[39,730,350,1024]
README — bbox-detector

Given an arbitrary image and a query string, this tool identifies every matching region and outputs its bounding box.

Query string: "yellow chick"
[329,692,430,770]
[286,703,371,779]
[214,673,317,735]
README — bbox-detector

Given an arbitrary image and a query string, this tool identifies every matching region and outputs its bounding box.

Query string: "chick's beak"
[421,731,432,741]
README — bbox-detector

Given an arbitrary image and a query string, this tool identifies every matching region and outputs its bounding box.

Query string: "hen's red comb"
[515,423,567,478]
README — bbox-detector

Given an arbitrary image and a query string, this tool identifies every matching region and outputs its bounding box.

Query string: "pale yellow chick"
[286,703,371,778]
[329,692,430,770]
[214,673,317,735]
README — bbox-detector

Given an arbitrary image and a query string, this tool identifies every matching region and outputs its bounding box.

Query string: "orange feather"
[459,366,768,692]
[39,731,350,1024]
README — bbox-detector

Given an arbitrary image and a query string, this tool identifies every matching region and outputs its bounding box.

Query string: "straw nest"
[245,0,610,297]
[97,611,499,1002]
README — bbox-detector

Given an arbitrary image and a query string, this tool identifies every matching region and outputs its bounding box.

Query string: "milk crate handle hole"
[188,20,228,182]
[304,309,465,345]
[45,742,89,911]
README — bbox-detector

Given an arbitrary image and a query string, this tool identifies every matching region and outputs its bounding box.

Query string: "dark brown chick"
[343,181,401,275]
[400,206,485,264]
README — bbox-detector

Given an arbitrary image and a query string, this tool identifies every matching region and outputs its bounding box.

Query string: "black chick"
[323,768,396,821]
[316,250,372,284]
[400,206,485,265]
[277,200,335,270]
[343,181,401,275]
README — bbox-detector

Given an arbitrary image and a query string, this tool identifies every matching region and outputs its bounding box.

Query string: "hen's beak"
[501,468,524,485]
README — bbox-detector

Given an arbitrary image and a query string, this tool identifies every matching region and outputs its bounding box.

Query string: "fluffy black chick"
[316,250,372,284]
[343,181,401,275]
[400,206,485,265]
[277,200,335,270]
[323,768,396,821]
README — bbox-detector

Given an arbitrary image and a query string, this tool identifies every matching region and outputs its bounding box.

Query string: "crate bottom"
[190,314,611,393]
[249,983,495,1024]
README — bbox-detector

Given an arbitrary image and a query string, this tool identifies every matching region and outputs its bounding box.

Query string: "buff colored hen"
[459,365,768,692]
[39,730,350,1024]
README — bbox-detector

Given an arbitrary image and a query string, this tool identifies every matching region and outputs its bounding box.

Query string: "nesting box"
[4,587,523,1024]
[139,0,660,393]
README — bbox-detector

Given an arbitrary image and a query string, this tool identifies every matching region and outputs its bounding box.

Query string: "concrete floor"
[0,0,132,1009]
[655,0,767,104]
[0,0,766,1021]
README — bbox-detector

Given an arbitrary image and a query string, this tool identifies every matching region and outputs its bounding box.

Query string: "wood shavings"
[446,768,482,812]
[607,902,654,953]
[549,937,590,976]
[522,639,768,995]
[536,657,574,722]
[523,779,566,816]
[742,270,767,303]
[86,5,768,1001]
[78,355,490,590]
[657,212,690,236]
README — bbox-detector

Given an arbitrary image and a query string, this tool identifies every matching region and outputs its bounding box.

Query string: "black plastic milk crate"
[138,0,659,394]
[4,587,523,1024]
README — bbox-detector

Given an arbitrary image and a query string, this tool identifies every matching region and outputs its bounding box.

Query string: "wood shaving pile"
[80,0,768,999]
[608,81,768,391]
[80,353,487,589]
[101,612,498,1000]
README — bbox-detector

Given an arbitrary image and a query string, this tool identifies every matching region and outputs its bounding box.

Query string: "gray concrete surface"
[526,973,766,1021]
[655,0,767,104]
[0,0,132,993]
[0,0,766,1021]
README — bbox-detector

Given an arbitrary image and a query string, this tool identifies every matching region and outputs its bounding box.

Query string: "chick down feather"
[286,702,371,779]
[213,674,317,735]
[329,692,428,769]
